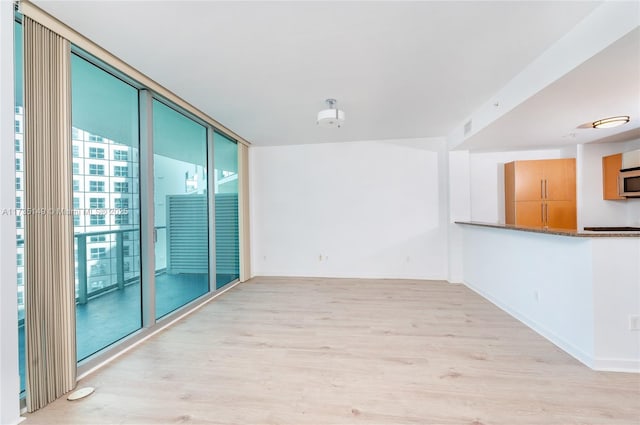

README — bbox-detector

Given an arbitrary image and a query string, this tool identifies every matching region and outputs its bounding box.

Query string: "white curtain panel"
[238,143,251,282]
[23,16,76,412]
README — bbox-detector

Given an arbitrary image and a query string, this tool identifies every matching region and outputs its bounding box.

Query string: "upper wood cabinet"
[505,158,576,230]
[510,160,544,201]
[544,159,576,201]
[507,159,576,202]
[602,153,625,200]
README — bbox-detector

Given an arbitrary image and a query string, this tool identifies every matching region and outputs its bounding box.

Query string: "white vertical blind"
[166,194,208,274]
[215,193,240,276]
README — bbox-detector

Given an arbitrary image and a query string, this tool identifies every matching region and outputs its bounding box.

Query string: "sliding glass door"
[71,54,142,360]
[14,32,243,401]
[152,99,209,318]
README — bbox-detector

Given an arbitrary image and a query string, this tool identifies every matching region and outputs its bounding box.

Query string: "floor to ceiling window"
[152,99,210,318]
[13,15,245,403]
[14,19,25,396]
[214,132,239,288]
[71,54,142,360]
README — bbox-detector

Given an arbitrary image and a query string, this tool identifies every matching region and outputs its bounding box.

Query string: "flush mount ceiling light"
[592,115,630,129]
[317,98,345,128]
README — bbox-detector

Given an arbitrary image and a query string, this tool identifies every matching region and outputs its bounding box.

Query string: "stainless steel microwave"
[619,167,640,197]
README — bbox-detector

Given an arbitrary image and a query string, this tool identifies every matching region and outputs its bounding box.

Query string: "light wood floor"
[23,277,640,425]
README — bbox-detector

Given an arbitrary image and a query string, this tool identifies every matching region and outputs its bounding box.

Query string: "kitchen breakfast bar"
[457,221,640,372]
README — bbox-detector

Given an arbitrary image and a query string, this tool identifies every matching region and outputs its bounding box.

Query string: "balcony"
[17,228,237,394]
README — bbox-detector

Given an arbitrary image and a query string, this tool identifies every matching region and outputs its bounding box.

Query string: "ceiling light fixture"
[317,98,345,128]
[592,115,630,129]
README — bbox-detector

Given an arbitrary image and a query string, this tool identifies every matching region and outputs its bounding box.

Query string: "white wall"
[0,1,21,423]
[628,197,640,228]
[468,148,570,223]
[592,238,640,371]
[463,225,595,366]
[462,224,640,372]
[250,138,449,279]
[447,151,471,283]
[578,138,640,229]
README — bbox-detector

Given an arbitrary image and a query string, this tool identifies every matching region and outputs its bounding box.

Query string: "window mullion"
[139,89,155,326]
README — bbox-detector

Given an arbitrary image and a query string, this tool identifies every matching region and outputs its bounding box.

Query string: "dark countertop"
[455,221,640,238]
[583,226,640,231]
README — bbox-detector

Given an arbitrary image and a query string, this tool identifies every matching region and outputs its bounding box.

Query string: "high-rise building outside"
[15,106,142,317]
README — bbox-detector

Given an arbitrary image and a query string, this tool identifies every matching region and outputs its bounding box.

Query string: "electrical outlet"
[629,315,640,331]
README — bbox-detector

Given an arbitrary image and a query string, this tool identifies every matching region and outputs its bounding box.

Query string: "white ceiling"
[33,1,607,147]
[457,27,640,151]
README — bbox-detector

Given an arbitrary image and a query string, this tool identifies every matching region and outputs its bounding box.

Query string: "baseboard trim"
[463,279,595,369]
[251,272,448,280]
[591,358,640,373]
[464,279,640,373]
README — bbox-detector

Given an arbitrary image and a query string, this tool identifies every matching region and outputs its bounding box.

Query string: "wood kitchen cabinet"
[512,201,544,228]
[545,200,576,229]
[602,153,625,200]
[505,158,576,230]
[508,160,544,201]
[544,160,575,200]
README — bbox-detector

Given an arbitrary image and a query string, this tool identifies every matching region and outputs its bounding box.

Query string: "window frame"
[88,147,105,159]
[89,181,105,192]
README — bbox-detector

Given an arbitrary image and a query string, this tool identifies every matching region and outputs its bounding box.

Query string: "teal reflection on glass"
[214,132,239,288]
[14,22,22,106]
[153,100,209,318]
[15,20,26,396]
[71,54,142,361]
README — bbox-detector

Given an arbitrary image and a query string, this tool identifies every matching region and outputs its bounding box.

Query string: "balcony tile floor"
[18,272,238,394]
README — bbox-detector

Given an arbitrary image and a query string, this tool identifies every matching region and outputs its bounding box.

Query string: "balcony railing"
[16,226,167,309]
[74,226,165,304]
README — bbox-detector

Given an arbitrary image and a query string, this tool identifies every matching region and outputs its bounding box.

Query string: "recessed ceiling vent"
[464,119,473,136]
